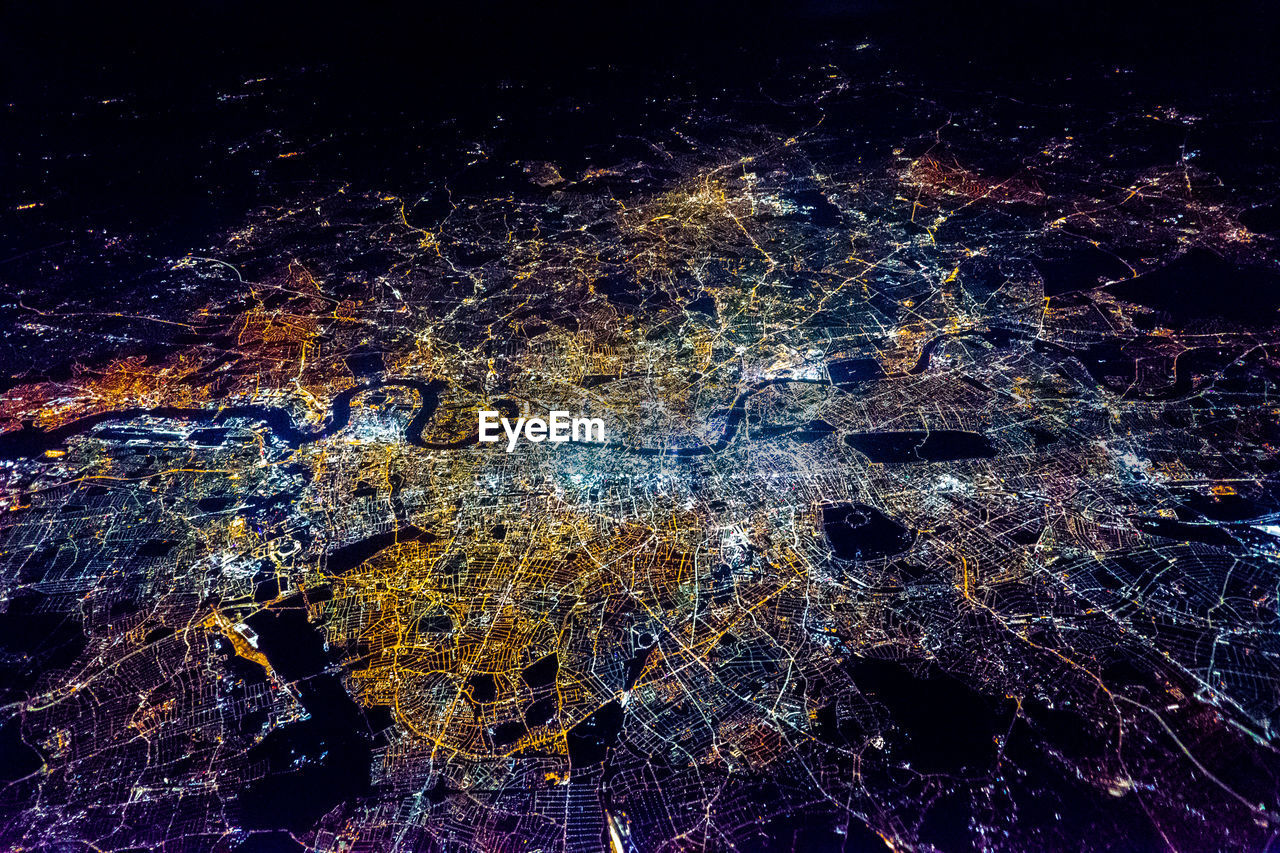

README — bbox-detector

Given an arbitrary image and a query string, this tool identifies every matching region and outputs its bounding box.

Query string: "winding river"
[0,379,447,460]
[0,327,1018,461]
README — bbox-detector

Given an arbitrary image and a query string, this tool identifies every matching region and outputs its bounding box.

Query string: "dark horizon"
[7,1,1278,98]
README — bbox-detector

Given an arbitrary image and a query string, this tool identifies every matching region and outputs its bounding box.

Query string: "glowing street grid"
[3,45,1280,852]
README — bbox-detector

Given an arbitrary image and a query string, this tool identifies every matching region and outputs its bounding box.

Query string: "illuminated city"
[2,3,1280,850]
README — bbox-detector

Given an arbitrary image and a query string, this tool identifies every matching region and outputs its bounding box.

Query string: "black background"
[6,1,1279,102]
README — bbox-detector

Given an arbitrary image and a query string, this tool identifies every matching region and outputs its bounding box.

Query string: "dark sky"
[5,1,1277,102]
